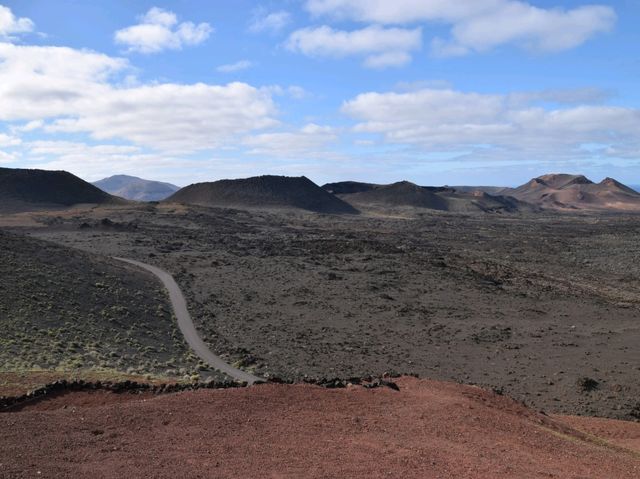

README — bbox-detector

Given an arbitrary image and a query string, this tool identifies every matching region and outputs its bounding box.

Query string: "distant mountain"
[449,185,508,195]
[502,174,640,211]
[339,181,450,210]
[0,167,123,213]
[93,175,179,201]
[329,180,532,213]
[441,189,537,213]
[166,175,358,214]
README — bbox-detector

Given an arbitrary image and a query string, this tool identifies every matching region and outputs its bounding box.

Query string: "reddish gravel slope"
[1,377,639,478]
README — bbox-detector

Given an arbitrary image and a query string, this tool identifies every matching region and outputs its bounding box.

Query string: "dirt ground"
[1,377,639,479]
[4,204,640,419]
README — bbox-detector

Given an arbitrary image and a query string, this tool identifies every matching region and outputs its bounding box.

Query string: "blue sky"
[0,0,638,186]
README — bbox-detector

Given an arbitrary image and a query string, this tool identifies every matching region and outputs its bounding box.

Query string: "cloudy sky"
[0,0,638,186]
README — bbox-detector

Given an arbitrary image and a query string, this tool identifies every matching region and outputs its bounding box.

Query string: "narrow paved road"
[113,257,263,385]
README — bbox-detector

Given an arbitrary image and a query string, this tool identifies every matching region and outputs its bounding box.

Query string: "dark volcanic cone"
[340,181,449,210]
[0,167,123,213]
[166,175,358,214]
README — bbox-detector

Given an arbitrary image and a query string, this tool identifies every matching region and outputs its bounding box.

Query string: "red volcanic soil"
[2,377,639,479]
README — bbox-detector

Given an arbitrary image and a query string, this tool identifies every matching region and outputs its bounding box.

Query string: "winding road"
[113,257,263,385]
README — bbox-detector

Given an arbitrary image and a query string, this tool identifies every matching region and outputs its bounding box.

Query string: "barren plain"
[3,203,638,420]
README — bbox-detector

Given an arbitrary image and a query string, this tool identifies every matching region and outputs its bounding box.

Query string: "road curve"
[113,257,263,385]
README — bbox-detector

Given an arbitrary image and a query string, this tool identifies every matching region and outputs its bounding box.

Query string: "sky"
[0,0,638,187]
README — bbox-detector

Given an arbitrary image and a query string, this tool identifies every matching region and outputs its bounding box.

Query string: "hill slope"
[505,174,640,210]
[93,175,180,201]
[3,377,640,478]
[449,185,509,195]
[0,167,122,213]
[322,181,378,195]
[166,175,358,214]
[0,231,199,376]
[331,180,533,213]
[442,189,537,213]
[341,181,449,210]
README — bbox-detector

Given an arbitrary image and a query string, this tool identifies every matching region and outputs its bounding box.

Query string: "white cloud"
[287,86,308,100]
[0,150,16,164]
[0,5,34,38]
[142,7,177,27]
[507,87,611,107]
[249,10,292,34]
[114,7,212,54]
[433,3,616,56]
[0,42,126,120]
[342,87,640,161]
[363,51,412,69]
[0,42,278,153]
[395,79,453,91]
[26,141,179,181]
[306,0,494,23]
[286,25,421,68]
[0,129,20,165]
[306,0,616,56]
[0,133,21,147]
[45,82,278,152]
[243,124,338,157]
[15,119,45,132]
[217,60,253,73]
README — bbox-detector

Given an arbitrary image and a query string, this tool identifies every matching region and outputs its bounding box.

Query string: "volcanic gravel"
[9,203,640,419]
[1,377,639,478]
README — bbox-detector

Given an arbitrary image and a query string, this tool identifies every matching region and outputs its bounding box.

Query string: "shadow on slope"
[0,167,124,213]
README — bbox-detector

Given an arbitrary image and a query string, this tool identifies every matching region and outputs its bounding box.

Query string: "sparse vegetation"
[0,230,205,379]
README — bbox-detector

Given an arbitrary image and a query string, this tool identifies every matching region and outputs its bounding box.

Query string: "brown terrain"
[2,201,638,420]
[324,174,640,213]
[2,168,640,477]
[324,180,533,213]
[2,377,640,478]
[503,173,640,211]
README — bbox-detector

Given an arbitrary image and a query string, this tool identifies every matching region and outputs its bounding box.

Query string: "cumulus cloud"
[15,119,45,132]
[44,82,277,152]
[217,60,253,73]
[243,124,338,157]
[287,86,308,100]
[0,133,21,147]
[342,87,640,161]
[0,42,127,120]
[114,7,212,54]
[0,42,278,153]
[249,10,292,34]
[0,5,34,38]
[26,141,182,181]
[0,129,21,165]
[0,150,16,163]
[286,25,421,68]
[305,0,616,56]
[507,87,612,107]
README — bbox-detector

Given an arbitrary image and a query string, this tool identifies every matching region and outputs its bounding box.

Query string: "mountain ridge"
[503,173,640,211]
[93,174,180,202]
[166,175,358,214]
